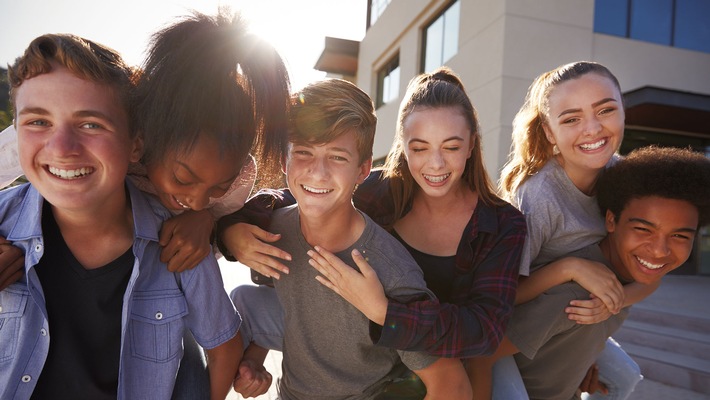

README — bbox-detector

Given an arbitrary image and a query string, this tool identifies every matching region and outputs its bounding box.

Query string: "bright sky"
[0,0,366,92]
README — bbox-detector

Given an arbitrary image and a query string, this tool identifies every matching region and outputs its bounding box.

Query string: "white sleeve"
[0,126,24,188]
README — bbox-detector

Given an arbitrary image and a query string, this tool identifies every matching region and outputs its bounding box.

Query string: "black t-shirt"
[31,202,133,400]
[391,229,456,303]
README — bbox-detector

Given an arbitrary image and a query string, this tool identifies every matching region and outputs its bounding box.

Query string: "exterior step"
[614,319,710,361]
[626,303,710,334]
[620,342,710,394]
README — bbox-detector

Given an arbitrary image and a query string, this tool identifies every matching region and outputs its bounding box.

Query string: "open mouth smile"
[48,166,94,180]
[423,173,451,183]
[579,139,607,151]
[636,256,665,270]
[302,184,333,194]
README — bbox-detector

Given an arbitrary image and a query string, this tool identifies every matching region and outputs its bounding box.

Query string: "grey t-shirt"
[508,245,629,400]
[512,157,619,276]
[271,205,438,400]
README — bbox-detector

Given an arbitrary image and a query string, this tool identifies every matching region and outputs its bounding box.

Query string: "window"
[594,0,710,53]
[422,0,460,73]
[376,55,400,108]
[368,0,392,27]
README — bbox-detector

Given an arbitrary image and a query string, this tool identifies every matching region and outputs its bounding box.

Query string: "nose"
[308,157,329,179]
[583,116,602,135]
[430,150,445,169]
[47,124,81,155]
[649,235,671,258]
[185,189,210,211]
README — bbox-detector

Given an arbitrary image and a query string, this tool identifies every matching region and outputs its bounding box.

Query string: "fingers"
[248,261,284,281]
[224,224,291,276]
[308,246,345,282]
[233,361,272,398]
[0,243,24,290]
[351,249,376,278]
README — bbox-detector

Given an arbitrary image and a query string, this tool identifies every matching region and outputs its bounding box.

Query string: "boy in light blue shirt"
[0,33,242,399]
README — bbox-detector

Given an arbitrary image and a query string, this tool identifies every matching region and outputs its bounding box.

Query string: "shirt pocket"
[0,284,29,363]
[129,290,188,363]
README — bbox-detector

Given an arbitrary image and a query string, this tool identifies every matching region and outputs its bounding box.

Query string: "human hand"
[566,294,614,324]
[569,259,624,314]
[232,358,273,398]
[578,363,609,396]
[308,246,388,325]
[0,236,24,290]
[159,209,214,272]
[222,223,291,279]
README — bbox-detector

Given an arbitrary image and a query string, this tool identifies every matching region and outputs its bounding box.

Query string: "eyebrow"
[294,143,355,157]
[557,98,618,118]
[177,160,237,186]
[628,217,697,234]
[408,136,465,145]
[18,107,119,125]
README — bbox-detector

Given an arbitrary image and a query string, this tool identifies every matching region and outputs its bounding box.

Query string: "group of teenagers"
[0,8,708,400]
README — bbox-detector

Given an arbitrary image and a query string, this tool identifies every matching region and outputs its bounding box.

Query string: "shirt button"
[22,375,31,383]
[34,244,42,252]
[155,312,163,320]
[40,328,47,336]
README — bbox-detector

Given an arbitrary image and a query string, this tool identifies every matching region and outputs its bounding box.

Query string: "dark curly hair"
[597,146,710,226]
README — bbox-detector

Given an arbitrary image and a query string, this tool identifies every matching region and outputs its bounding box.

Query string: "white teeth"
[579,139,606,151]
[49,166,93,179]
[302,185,332,194]
[175,198,191,209]
[636,256,664,270]
[423,173,450,183]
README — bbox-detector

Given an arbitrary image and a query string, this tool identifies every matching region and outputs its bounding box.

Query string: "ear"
[129,134,144,163]
[356,157,372,185]
[467,134,475,159]
[542,123,556,145]
[605,209,617,234]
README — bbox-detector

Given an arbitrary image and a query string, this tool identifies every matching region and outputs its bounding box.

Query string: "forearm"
[623,280,660,307]
[516,259,575,304]
[206,333,243,400]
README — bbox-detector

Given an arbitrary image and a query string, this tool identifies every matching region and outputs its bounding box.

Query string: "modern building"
[316,0,710,275]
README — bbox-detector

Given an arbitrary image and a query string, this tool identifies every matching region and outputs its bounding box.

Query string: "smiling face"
[543,73,625,180]
[604,196,698,285]
[146,135,238,212]
[402,106,474,199]
[286,130,371,221]
[15,65,140,214]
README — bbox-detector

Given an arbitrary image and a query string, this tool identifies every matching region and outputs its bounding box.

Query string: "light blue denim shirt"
[0,180,241,399]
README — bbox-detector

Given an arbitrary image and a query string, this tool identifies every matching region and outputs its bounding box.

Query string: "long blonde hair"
[498,61,622,201]
[382,67,503,223]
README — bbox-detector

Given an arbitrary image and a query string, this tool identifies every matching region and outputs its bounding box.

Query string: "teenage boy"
[0,34,241,400]
[484,146,710,400]
[227,79,471,399]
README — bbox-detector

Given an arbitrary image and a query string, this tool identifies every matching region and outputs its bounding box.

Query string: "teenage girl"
[478,61,652,400]
[217,67,528,397]
[0,9,291,279]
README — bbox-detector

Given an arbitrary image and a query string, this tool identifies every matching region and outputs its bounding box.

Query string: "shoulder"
[0,184,39,232]
[354,169,396,225]
[359,214,419,274]
[515,161,566,212]
[126,180,172,240]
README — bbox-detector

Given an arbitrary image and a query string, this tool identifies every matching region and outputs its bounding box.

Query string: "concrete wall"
[357,0,710,177]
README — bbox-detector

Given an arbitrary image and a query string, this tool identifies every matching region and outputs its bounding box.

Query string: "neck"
[412,183,476,216]
[299,206,365,252]
[51,190,135,269]
[556,156,602,195]
[598,235,633,283]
